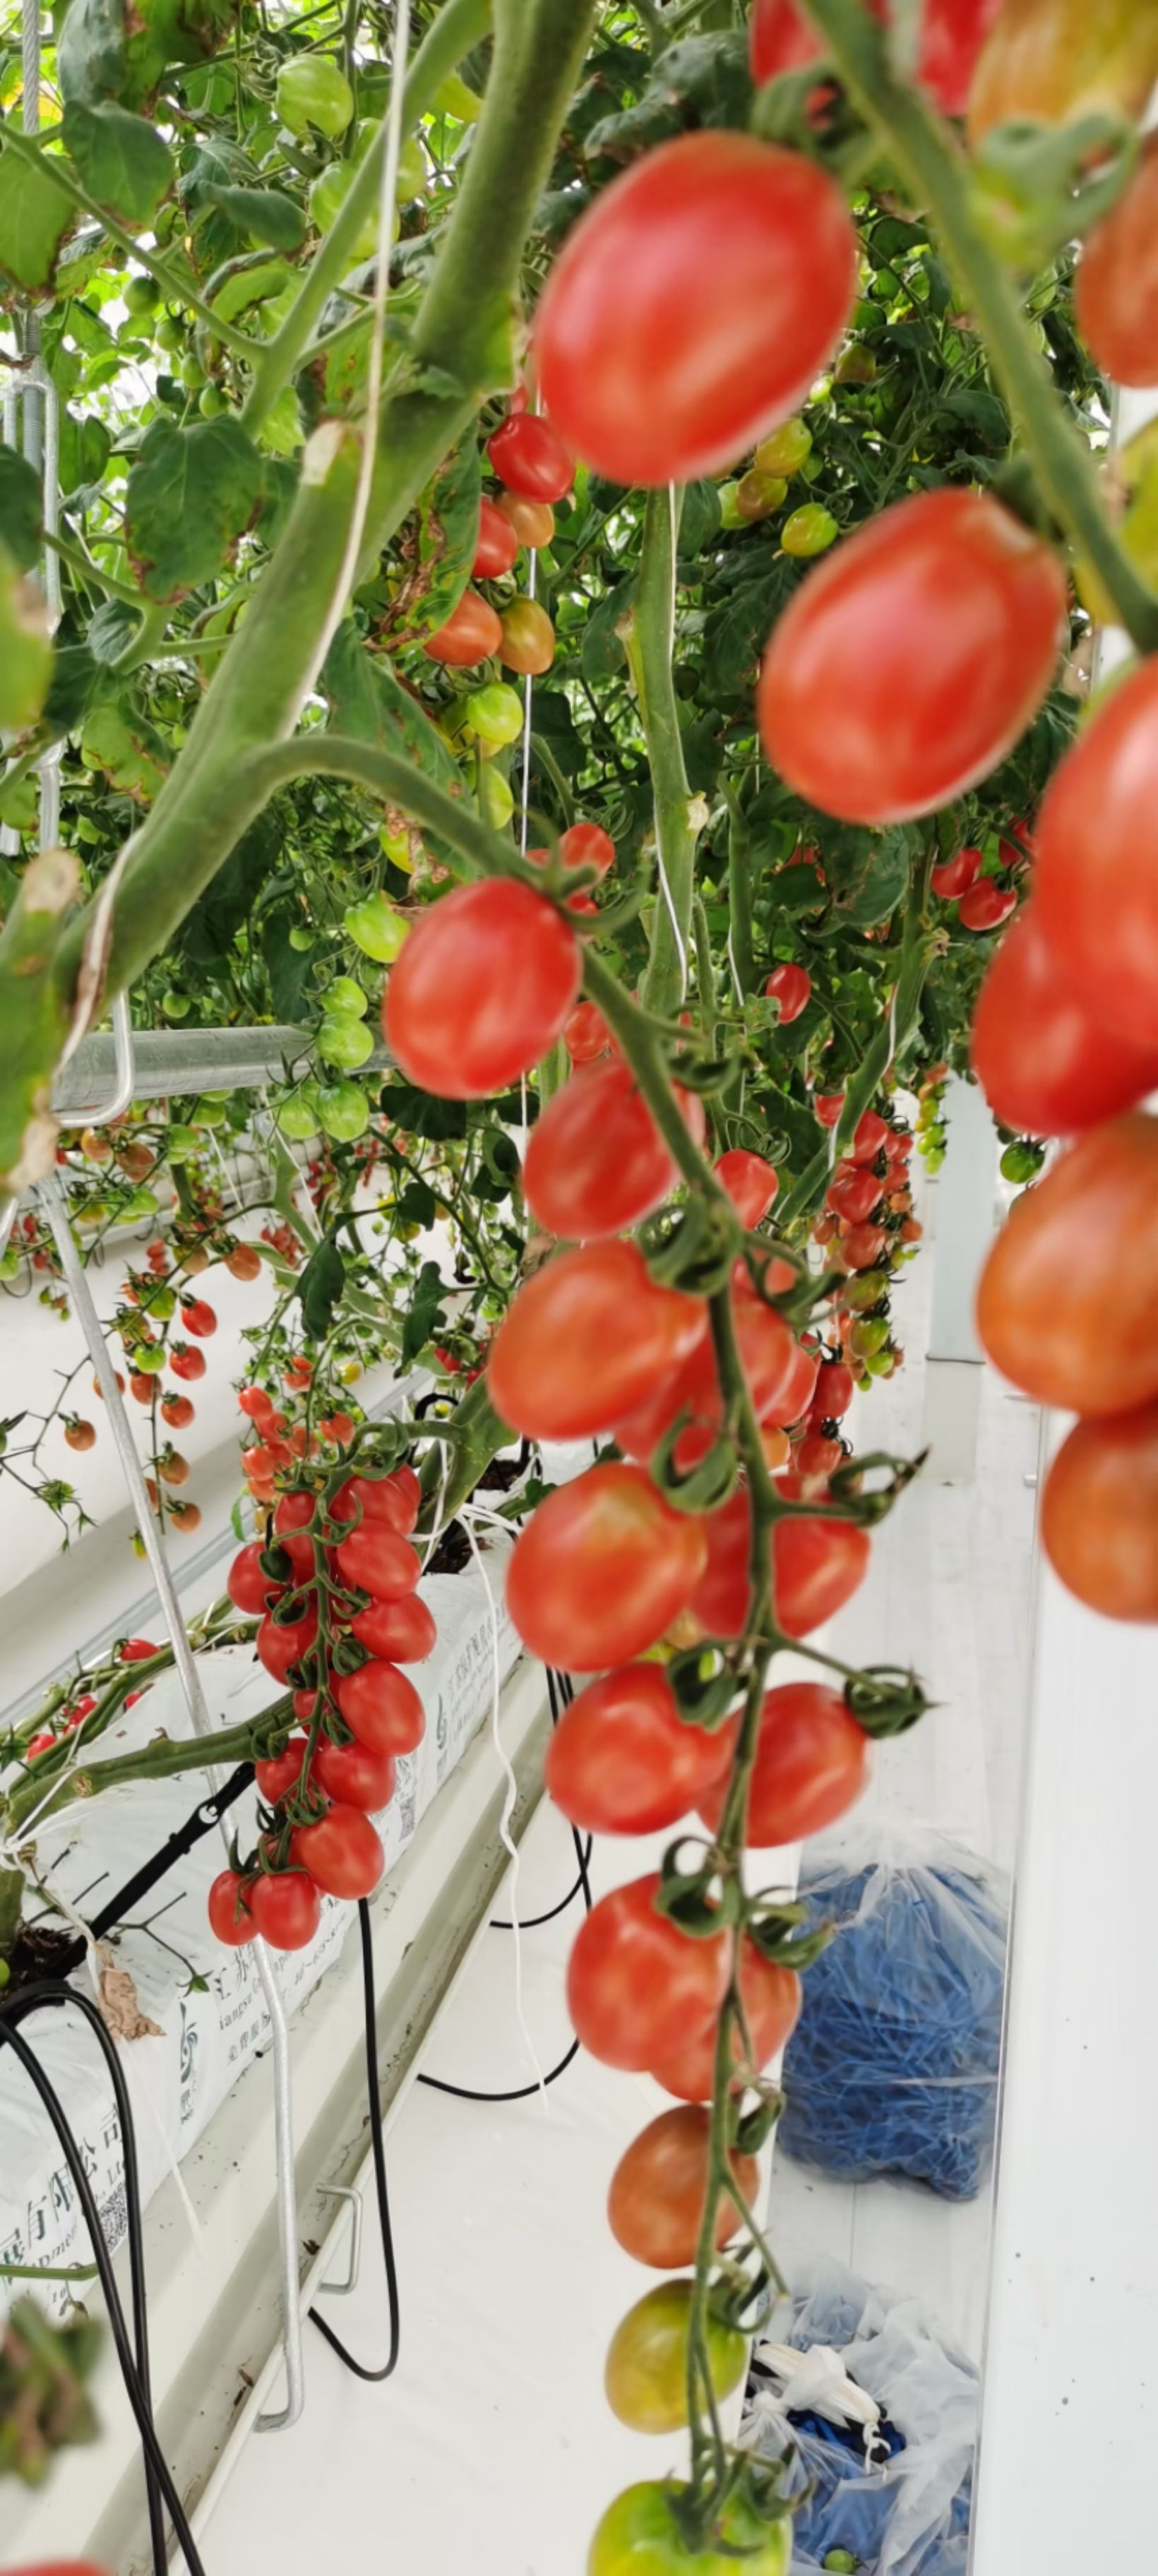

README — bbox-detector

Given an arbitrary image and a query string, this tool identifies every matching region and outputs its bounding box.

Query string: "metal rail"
[52,1024,393,1115]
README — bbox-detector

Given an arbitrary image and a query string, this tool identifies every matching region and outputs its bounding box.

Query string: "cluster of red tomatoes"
[236,1364,358,1514]
[423,400,572,678]
[209,1459,433,1953]
[811,1108,917,1394]
[24,1638,160,1764]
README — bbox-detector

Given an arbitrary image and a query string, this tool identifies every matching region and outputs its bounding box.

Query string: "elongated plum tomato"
[1041,1403,1158,1622]
[1076,138,1158,385]
[699,1682,869,1845]
[384,880,581,1100]
[691,1483,869,1640]
[613,1290,810,1463]
[312,1735,397,1813]
[967,0,1158,148]
[608,2105,759,2271]
[256,1603,318,1682]
[350,1592,437,1662]
[976,1113,1158,1414]
[564,998,612,1064]
[535,132,856,487]
[335,1658,425,1753]
[919,0,1005,112]
[605,2281,746,2434]
[291,1804,385,1900]
[333,1521,420,1598]
[332,1464,421,1536]
[561,820,616,880]
[1033,658,1158,1048]
[971,906,1158,1137]
[227,1540,284,1616]
[715,1148,779,1228]
[828,1165,882,1225]
[248,1871,321,1951]
[506,1463,708,1668]
[544,1664,729,1835]
[472,493,521,578]
[812,1358,854,1422]
[208,1869,256,1946]
[758,490,1065,825]
[958,878,1016,933]
[649,1939,801,2102]
[487,412,574,503]
[566,1872,729,2071]
[524,1058,707,1240]
[590,2482,790,2576]
[487,1242,705,1442]
[931,845,982,900]
[765,962,811,1024]
[500,597,555,676]
[421,588,501,666]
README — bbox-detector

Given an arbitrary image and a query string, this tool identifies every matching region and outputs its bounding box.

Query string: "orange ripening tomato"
[968,0,1158,148]
[758,490,1066,825]
[976,1114,1158,1414]
[384,879,581,1100]
[1076,138,1158,385]
[609,2107,758,2272]
[566,1873,729,2071]
[523,1058,706,1240]
[535,132,856,486]
[698,1682,870,1845]
[970,906,1158,1137]
[544,1663,730,1835]
[500,597,555,675]
[715,1149,779,1227]
[472,493,521,578]
[506,1462,708,1667]
[421,589,502,666]
[487,1240,706,1442]
[1041,1403,1158,1622]
[1033,657,1158,1050]
[649,1939,801,2101]
[496,489,554,549]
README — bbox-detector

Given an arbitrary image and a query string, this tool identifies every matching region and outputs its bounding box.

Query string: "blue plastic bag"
[779,1831,1008,2200]
[743,2259,978,2576]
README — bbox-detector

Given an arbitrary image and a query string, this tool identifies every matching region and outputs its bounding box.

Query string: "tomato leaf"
[379,1077,467,1143]
[580,573,635,684]
[0,145,73,292]
[0,445,43,573]
[825,827,912,928]
[380,436,482,647]
[61,101,174,220]
[261,907,314,1023]
[57,0,129,107]
[58,407,112,496]
[179,808,280,966]
[79,697,167,800]
[199,184,306,252]
[297,1237,346,1341]
[400,1258,447,1367]
[323,620,464,869]
[125,417,264,602]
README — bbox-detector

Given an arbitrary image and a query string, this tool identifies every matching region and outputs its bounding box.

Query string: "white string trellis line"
[650,480,690,1005]
[458,1494,549,2105]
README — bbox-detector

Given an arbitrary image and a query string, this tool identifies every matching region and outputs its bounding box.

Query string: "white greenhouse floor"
[195,1196,1042,2576]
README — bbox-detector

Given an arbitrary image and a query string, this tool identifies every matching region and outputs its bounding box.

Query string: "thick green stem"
[243,0,494,434]
[629,489,703,1017]
[0,1864,23,1959]
[5,1705,291,1836]
[725,788,756,998]
[802,0,1158,653]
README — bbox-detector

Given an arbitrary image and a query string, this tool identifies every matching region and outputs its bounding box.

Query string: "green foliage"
[124,417,264,601]
[61,101,174,220]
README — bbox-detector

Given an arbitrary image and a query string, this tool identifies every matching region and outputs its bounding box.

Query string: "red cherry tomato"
[566,1874,729,2072]
[182,1298,217,1337]
[472,493,521,578]
[758,490,1066,825]
[1034,657,1158,1048]
[313,1735,397,1812]
[239,1384,275,1422]
[689,1483,869,1640]
[523,1059,707,1240]
[208,1869,256,1946]
[977,1113,1158,1414]
[350,1592,437,1662]
[715,1149,779,1227]
[649,1939,801,2101]
[811,1358,854,1422]
[334,1658,426,1754]
[563,998,614,1064]
[487,412,575,503]
[919,0,1005,112]
[765,962,811,1024]
[848,1108,889,1166]
[544,1664,729,1835]
[931,846,982,900]
[385,879,582,1101]
[699,1682,869,1845]
[536,133,856,486]
[273,1490,317,1578]
[749,0,887,81]
[827,1165,882,1226]
[291,1804,385,1899]
[256,1602,318,1682]
[421,589,503,666]
[332,1466,421,1536]
[119,1636,157,1663]
[248,1870,321,1951]
[1041,1401,1158,1622]
[506,1462,708,1668]
[971,906,1158,1137]
[841,1223,888,1271]
[560,820,615,879]
[814,1089,846,1127]
[796,1430,844,1482]
[170,1343,205,1381]
[333,1521,421,1600]
[608,2104,758,2271]
[487,1241,705,1442]
[161,1394,194,1429]
[1075,133,1158,388]
[254,1735,309,1804]
[958,878,1017,933]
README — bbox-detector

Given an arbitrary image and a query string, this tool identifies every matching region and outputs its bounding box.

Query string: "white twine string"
[458,1498,547,2104]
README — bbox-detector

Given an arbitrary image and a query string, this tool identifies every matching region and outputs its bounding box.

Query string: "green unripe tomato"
[866,1346,895,1376]
[309,159,398,260]
[379,822,414,870]
[155,311,184,353]
[124,272,159,316]
[192,1098,227,1129]
[718,481,744,530]
[754,417,813,478]
[123,1187,160,1221]
[277,52,354,139]
[478,763,515,829]
[144,1283,177,1319]
[782,504,839,558]
[396,133,426,198]
[164,1124,201,1161]
[823,2553,861,2572]
[316,1081,370,1141]
[835,345,878,386]
[343,894,409,964]
[277,1094,321,1141]
[161,990,191,1019]
[288,923,315,952]
[589,2484,789,2576]
[467,681,523,748]
[317,1012,374,1070]
[198,383,228,419]
[1001,1139,1044,1185]
[324,975,369,1017]
[604,2283,746,2436]
[849,1315,890,1360]
[842,1270,888,1312]
[0,1242,20,1280]
[179,354,206,393]
[433,70,482,122]
[133,1342,166,1374]
[736,468,787,523]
